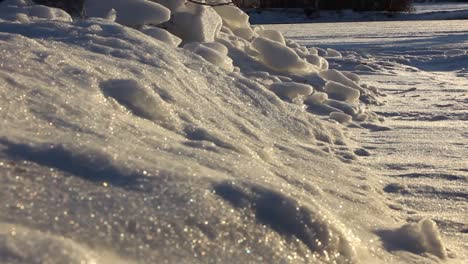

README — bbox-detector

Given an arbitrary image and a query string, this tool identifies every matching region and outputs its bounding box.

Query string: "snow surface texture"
[270,18,468,263]
[0,1,463,264]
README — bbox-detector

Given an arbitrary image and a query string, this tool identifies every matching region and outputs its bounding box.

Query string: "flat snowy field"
[248,3,468,24]
[267,18,468,262]
[0,1,466,264]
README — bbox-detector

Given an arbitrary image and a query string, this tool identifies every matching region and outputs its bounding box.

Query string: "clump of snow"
[214,5,254,40]
[257,29,286,45]
[324,81,361,104]
[329,112,352,124]
[184,42,234,72]
[84,0,170,26]
[165,2,223,43]
[252,37,314,75]
[326,48,342,58]
[387,219,447,259]
[305,92,328,105]
[269,82,313,100]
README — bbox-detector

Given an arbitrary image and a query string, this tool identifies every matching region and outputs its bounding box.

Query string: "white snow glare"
[0,0,465,264]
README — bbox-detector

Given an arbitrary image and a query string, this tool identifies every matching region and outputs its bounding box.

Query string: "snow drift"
[0,0,450,263]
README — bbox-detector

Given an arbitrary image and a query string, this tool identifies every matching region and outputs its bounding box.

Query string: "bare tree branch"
[187,0,234,6]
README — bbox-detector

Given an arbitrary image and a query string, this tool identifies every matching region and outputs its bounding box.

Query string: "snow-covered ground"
[267,18,468,262]
[248,2,468,24]
[0,1,466,264]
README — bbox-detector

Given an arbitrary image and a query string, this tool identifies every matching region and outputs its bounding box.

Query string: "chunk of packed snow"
[184,43,234,72]
[324,81,360,104]
[389,219,447,259]
[214,5,254,40]
[286,39,300,49]
[326,48,342,58]
[305,92,328,105]
[84,0,170,26]
[140,26,182,47]
[309,47,318,55]
[269,82,313,100]
[325,99,358,117]
[252,37,314,75]
[257,29,286,45]
[320,69,362,92]
[200,42,229,55]
[166,3,222,43]
[329,112,352,123]
[305,54,321,67]
[342,72,360,83]
[355,64,375,72]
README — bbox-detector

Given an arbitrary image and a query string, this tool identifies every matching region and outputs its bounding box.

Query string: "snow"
[139,26,182,47]
[251,37,313,75]
[0,1,466,264]
[269,82,313,100]
[268,17,467,262]
[0,0,71,22]
[329,112,352,124]
[84,0,171,26]
[247,2,468,24]
[166,2,223,43]
[324,81,361,104]
[384,218,447,259]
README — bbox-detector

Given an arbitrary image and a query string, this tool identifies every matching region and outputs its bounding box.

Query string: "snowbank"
[0,1,449,263]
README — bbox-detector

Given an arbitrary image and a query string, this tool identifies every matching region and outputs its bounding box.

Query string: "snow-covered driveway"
[268,19,468,261]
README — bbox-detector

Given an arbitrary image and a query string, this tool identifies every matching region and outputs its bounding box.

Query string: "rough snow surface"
[268,18,467,263]
[0,1,465,264]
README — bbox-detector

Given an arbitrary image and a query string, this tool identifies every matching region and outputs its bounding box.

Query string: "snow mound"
[0,1,391,263]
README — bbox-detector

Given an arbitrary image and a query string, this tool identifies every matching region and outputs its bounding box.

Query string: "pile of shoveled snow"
[0,0,448,263]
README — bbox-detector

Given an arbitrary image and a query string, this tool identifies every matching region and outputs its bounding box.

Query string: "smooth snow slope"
[267,19,468,263]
